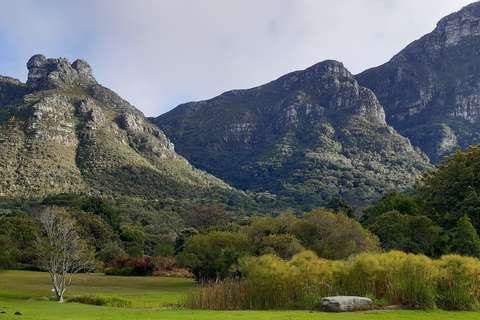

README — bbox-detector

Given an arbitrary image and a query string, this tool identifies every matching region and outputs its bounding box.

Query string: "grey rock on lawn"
[321,296,373,312]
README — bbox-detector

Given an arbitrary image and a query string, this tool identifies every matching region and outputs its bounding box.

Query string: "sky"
[0,0,476,117]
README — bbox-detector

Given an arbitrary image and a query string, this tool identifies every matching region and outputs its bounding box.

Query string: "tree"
[326,197,356,219]
[34,207,96,303]
[368,210,445,256]
[449,215,480,257]
[177,231,250,279]
[181,204,229,229]
[81,197,120,232]
[0,216,38,265]
[361,191,427,227]
[0,235,14,273]
[417,145,480,230]
[292,208,380,260]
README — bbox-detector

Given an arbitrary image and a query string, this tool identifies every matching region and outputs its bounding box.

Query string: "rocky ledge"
[26,54,97,92]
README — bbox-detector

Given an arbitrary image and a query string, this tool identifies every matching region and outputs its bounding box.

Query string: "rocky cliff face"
[356,2,480,163]
[154,60,431,207]
[26,54,96,91]
[0,55,245,205]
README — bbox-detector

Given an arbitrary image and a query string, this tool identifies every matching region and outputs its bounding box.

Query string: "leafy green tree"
[260,234,305,260]
[361,191,428,227]
[70,210,118,252]
[177,231,250,279]
[292,208,380,260]
[81,197,120,232]
[417,145,480,230]
[247,213,297,244]
[0,216,38,265]
[449,215,480,257]
[127,246,144,257]
[368,210,445,256]
[174,228,199,254]
[326,197,356,219]
[0,235,14,272]
[120,225,145,245]
[154,243,175,257]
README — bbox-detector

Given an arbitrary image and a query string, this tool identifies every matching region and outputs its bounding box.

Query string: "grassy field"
[0,271,479,320]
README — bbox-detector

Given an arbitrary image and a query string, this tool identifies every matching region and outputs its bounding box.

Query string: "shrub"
[127,246,144,257]
[154,243,175,257]
[67,294,132,308]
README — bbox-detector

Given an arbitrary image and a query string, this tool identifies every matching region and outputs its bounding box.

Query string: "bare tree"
[35,207,96,303]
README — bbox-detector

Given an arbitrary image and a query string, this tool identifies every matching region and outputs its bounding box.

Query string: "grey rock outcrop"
[320,296,373,312]
[26,54,97,91]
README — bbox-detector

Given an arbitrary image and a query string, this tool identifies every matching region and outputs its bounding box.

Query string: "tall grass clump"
[67,294,133,308]
[185,250,480,311]
[435,255,480,310]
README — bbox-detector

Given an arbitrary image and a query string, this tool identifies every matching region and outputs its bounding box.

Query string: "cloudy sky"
[0,0,476,117]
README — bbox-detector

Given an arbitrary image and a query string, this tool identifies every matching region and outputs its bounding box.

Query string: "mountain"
[356,2,480,163]
[153,60,431,209]
[0,54,252,209]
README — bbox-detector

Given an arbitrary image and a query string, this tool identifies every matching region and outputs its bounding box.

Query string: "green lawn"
[0,271,479,320]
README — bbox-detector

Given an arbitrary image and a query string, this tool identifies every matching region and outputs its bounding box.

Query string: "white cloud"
[0,0,475,116]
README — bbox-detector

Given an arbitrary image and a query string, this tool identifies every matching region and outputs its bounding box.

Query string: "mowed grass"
[0,270,193,308]
[0,271,479,320]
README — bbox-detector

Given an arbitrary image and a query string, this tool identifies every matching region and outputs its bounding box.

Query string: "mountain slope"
[0,55,251,207]
[153,60,431,209]
[356,2,480,163]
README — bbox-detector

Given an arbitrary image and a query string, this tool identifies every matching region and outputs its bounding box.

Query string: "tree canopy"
[417,145,480,231]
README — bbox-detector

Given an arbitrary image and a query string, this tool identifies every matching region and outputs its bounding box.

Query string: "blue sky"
[0,0,475,116]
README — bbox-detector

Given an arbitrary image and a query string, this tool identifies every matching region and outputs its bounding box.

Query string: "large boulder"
[320,296,373,312]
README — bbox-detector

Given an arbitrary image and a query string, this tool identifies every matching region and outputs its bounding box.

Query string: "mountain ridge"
[0,54,252,210]
[356,1,480,163]
[153,60,431,209]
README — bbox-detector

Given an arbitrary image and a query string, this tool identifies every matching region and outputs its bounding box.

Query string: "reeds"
[66,294,133,308]
[185,251,480,311]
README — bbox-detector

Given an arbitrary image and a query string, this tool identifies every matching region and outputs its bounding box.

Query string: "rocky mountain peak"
[391,2,480,64]
[26,54,97,92]
[356,1,480,164]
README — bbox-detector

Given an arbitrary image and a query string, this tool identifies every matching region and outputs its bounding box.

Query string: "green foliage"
[81,197,120,232]
[326,197,356,218]
[67,294,133,308]
[259,234,305,260]
[41,193,82,206]
[181,204,229,230]
[293,208,380,260]
[154,243,175,257]
[120,226,145,245]
[449,215,480,257]
[177,231,250,279]
[368,210,445,256]
[97,242,125,263]
[126,246,144,258]
[0,235,15,272]
[71,210,118,251]
[0,216,38,265]
[417,145,480,231]
[361,192,428,227]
